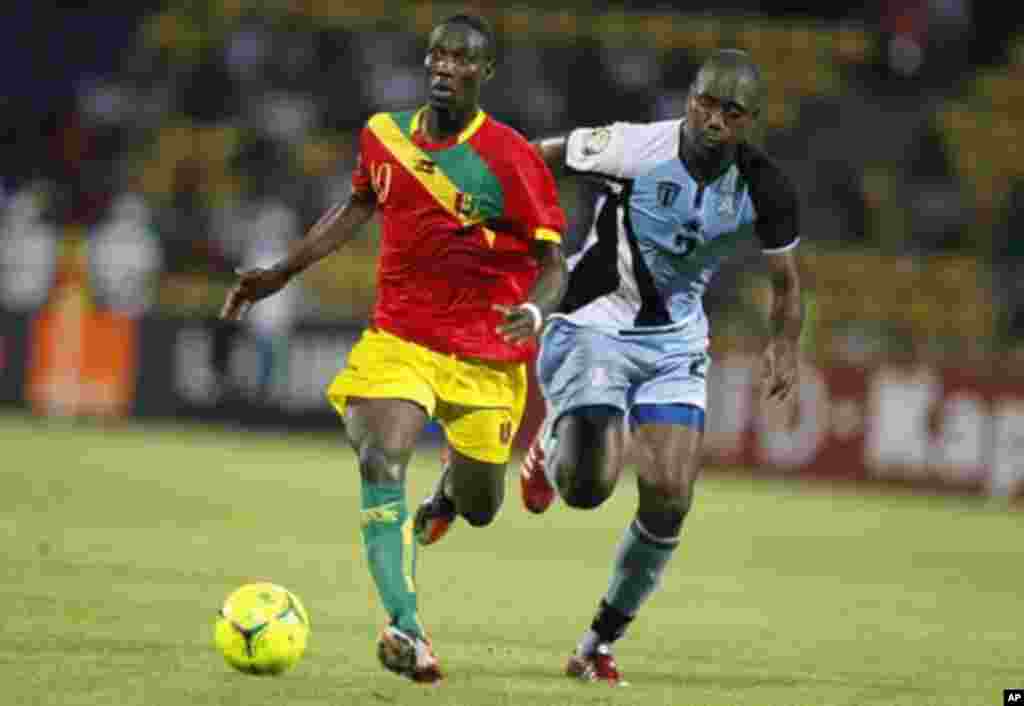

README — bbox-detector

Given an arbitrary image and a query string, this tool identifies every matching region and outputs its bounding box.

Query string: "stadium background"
[2,0,1021,501]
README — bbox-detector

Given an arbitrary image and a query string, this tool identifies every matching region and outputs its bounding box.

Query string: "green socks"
[605,518,679,619]
[360,480,422,638]
[579,519,679,654]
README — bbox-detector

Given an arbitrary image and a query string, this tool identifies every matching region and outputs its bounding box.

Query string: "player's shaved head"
[436,13,496,61]
[692,49,762,116]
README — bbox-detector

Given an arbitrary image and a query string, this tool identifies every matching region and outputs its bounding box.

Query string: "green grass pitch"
[0,412,1020,706]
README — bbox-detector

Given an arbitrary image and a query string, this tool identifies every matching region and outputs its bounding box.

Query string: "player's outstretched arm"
[220,192,376,321]
[530,135,568,176]
[760,249,803,410]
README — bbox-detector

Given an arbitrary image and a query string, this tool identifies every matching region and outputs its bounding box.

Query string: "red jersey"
[351,108,566,362]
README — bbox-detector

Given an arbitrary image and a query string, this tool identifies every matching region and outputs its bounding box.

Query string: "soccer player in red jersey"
[221,14,567,684]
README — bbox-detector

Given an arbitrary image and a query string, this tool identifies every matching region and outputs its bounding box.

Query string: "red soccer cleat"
[414,452,456,546]
[566,644,626,686]
[377,625,444,684]
[520,432,556,514]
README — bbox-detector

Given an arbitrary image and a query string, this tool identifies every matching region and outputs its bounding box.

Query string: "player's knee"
[558,463,615,510]
[462,508,498,527]
[659,475,694,508]
[638,482,694,537]
[356,440,411,485]
[638,506,687,538]
[646,458,697,505]
[461,503,500,527]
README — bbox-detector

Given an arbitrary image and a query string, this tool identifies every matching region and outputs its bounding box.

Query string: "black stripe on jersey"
[558,190,622,315]
[735,143,800,250]
[622,181,672,327]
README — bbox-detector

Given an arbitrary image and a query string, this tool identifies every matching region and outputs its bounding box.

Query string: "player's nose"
[431,55,456,76]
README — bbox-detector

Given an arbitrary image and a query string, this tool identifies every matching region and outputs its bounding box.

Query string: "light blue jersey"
[538,120,800,420]
[555,119,799,342]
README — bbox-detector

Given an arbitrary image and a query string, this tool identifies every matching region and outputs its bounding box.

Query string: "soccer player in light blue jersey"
[518,49,804,685]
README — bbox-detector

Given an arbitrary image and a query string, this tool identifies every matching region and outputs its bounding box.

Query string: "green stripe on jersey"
[391,110,504,222]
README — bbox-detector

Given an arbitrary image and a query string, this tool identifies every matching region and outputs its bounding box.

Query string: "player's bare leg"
[415,444,506,544]
[549,407,627,509]
[522,406,626,513]
[569,407,703,687]
[447,448,506,525]
[343,397,442,683]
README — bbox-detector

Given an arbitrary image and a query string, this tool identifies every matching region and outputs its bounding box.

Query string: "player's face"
[424,24,493,113]
[684,68,758,154]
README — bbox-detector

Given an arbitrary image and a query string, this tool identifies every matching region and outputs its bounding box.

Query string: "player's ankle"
[588,599,633,647]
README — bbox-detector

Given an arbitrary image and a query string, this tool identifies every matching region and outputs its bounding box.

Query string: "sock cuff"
[630,518,680,548]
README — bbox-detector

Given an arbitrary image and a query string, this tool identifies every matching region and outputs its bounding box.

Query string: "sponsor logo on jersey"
[455,191,479,219]
[361,501,402,526]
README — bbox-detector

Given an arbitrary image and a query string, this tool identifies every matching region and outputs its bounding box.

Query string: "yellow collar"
[411,107,487,144]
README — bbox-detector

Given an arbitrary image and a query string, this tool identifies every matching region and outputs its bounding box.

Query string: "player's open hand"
[220,267,291,321]
[760,337,799,428]
[494,304,541,344]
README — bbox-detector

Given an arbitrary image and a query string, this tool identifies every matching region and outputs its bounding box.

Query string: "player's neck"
[423,105,479,142]
[680,138,736,184]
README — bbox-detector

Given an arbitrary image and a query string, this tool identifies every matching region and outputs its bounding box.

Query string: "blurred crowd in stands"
[1,1,1022,369]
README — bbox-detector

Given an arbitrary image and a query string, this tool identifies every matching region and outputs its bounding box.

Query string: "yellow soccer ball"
[214,583,310,675]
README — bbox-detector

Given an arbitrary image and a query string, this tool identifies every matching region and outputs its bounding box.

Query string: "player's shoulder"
[566,119,680,179]
[616,118,681,138]
[473,114,547,174]
[574,118,679,148]
[736,142,790,183]
[478,114,533,152]
[364,109,417,131]
[736,142,798,205]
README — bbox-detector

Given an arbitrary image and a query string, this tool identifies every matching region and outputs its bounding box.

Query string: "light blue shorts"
[536,318,709,427]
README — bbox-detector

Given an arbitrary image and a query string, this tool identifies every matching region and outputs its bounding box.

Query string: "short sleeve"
[501,140,567,244]
[739,145,801,252]
[350,126,374,198]
[565,124,629,180]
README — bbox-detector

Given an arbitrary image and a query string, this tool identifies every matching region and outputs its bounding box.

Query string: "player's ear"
[482,59,495,82]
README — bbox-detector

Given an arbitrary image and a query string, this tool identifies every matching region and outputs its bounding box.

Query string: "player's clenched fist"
[220,266,292,321]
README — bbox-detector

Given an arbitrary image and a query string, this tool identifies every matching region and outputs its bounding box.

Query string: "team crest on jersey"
[455,191,479,219]
[582,127,612,156]
[656,181,682,208]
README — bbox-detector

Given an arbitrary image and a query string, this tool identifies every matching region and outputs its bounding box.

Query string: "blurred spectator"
[993,177,1024,341]
[0,183,59,312]
[156,158,225,277]
[903,118,970,253]
[212,135,302,398]
[88,191,164,317]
